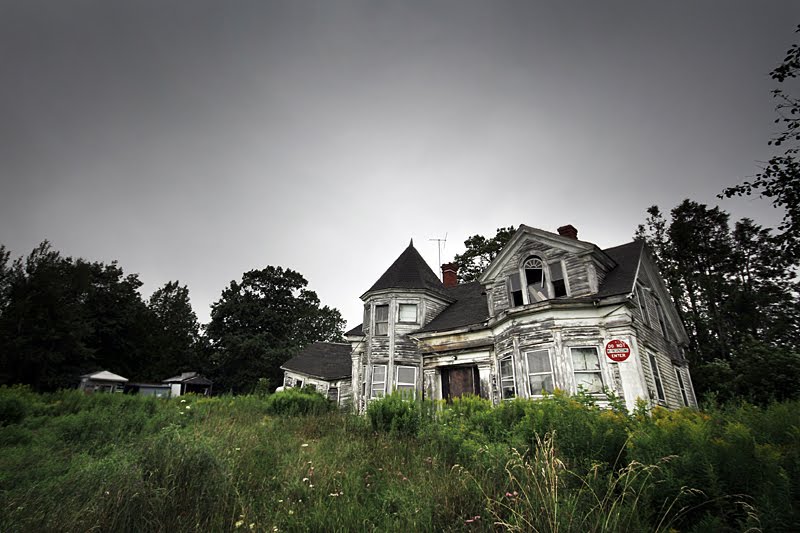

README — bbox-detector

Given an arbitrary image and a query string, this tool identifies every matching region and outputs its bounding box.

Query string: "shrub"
[0,391,26,426]
[265,387,332,416]
[367,393,423,436]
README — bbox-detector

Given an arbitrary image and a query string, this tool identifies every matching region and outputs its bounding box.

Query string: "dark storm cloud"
[1,1,798,327]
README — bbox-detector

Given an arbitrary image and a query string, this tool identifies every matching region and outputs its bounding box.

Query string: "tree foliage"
[722,25,800,262]
[636,200,800,403]
[453,226,516,282]
[205,266,345,394]
[0,242,206,390]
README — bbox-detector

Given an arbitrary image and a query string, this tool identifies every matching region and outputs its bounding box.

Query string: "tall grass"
[0,386,797,532]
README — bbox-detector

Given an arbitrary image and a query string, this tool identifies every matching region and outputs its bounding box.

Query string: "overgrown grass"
[0,386,797,532]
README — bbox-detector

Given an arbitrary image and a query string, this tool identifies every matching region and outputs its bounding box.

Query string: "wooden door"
[444,366,479,401]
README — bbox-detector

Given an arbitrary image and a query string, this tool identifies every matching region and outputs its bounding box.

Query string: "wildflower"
[302,477,309,483]
[309,484,314,488]
[301,443,309,447]
[288,510,294,516]
[278,499,283,503]
[249,524,255,530]
[181,399,187,403]
[235,520,244,528]
[185,405,191,410]
[273,527,279,532]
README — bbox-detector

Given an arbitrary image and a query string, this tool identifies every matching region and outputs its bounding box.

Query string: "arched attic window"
[524,257,546,301]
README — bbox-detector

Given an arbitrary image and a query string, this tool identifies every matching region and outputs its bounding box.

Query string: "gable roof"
[81,370,128,382]
[364,240,446,297]
[163,372,212,385]
[345,323,364,336]
[596,241,643,298]
[417,281,489,333]
[281,342,353,380]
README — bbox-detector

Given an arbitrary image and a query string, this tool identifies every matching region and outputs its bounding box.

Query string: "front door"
[443,366,479,401]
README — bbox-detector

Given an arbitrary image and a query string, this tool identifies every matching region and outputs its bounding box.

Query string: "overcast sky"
[1,1,798,329]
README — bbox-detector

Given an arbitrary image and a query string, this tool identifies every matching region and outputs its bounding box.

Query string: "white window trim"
[674,365,689,406]
[327,386,339,403]
[525,349,554,396]
[509,256,570,308]
[371,364,387,398]
[374,304,389,336]
[569,346,605,395]
[394,365,417,399]
[397,303,418,324]
[499,355,517,400]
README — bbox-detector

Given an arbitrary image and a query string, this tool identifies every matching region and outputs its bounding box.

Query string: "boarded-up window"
[375,305,389,336]
[571,347,603,394]
[371,364,386,398]
[500,356,516,399]
[398,304,417,323]
[526,350,554,395]
[395,366,417,398]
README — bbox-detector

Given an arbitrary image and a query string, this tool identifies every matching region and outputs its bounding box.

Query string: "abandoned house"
[282,224,697,413]
[280,342,353,406]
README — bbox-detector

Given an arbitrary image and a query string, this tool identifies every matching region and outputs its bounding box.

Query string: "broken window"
[654,298,669,339]
[674,365,689,406]
[635,284,650,325]
[526,349,554,395]
[295,379,304,389]
[571,347,604,394]
[507,272,524,307]
[524,257,546,301]
[375,305,389,336]
[327,387,339,402]
[371,364,386,398]
[648,351,665,402]
[548,260,568,297]
[398,303,417,323]
[395,365,417,398]
[500,356,516,400]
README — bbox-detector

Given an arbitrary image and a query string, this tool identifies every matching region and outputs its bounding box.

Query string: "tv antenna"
[429,233,447,280]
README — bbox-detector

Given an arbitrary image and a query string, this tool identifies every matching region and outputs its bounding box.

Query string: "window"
[571,347,604,394]
[526,350,554,395]
[295,379,304,389]
[648,352,665,402]
[361,365,367,398]
[524,257,546,302]
[508,272,524,307]
[371,364,386,398]
[395,365,417,398]
[284,376,292,387]
[375,305,389,336]
[654,299,669,339]
[499,356,516,399]
[327,387,339,402]
[548,261,568,297]
[674,365,689,406]
[398,303,418,323]
[635,285,650,326]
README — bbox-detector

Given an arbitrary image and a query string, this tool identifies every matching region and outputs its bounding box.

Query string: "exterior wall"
[282,370,353,407]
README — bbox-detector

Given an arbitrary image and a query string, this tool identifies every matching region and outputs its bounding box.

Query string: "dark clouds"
[1,1,798,327]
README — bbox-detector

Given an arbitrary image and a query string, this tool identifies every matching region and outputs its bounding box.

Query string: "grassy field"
[0,387,798,532]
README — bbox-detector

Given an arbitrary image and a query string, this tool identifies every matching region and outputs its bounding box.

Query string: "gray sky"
[1,1,798,329]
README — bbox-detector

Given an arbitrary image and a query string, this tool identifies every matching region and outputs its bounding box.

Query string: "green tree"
[146,281,205,380]
[205,266,345,394]
[453,226,516,282]
[722,25,800,263]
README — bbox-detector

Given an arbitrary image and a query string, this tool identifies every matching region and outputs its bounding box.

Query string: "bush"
[367,393,423,436]
[265,387,332,416]
[0,392,26,426]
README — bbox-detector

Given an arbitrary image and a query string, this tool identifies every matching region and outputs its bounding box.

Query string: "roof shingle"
[281,342,352,380]
[365,241,445,296]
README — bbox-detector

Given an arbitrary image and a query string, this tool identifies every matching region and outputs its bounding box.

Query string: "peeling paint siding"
[424,299,449,326]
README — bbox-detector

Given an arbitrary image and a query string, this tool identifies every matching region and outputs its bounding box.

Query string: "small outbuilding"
[78,370,128,393]
[163,372,213,397]
[281,342,353,407]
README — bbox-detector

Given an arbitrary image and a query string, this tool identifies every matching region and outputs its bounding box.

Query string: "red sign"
[605,340,631,362]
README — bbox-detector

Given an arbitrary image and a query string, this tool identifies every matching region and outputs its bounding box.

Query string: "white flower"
[300,443,309,447]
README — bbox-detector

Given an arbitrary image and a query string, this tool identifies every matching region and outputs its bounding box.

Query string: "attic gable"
[478,225,596,284]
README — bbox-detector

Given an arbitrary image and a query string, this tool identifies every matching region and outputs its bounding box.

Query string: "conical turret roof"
[365,240,445,296]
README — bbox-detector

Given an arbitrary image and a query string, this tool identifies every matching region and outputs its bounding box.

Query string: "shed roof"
[281,342,353,381]
[81,370,128,382]
[163,372,212,385]
[364,240,445,296]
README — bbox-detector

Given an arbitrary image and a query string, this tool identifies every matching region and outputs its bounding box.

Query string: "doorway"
[441,365,480,402]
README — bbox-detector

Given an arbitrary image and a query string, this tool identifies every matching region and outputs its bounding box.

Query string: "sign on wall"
[605,339,631,362]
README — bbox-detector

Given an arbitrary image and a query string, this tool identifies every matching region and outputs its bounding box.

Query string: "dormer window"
[507,256,570,307]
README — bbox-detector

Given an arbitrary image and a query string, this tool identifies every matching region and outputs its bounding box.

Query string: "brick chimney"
[441,262,459,287]
[557,224,578,240]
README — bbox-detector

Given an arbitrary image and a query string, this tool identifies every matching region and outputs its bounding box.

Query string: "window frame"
[648,351,666,403]
[525,349,554,396]
[508,256,570,308]
[327,386,339,402]
[674,365,689,406]
[635,284,650,326]
[499,355,517,400]
[569,346,605,395]
[397,303,418,324]
[395,365,417,399]
[371,364,387,398]
[374,304,389,336]
[653,298,669,339]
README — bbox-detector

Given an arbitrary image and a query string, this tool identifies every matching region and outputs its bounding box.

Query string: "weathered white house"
[284,224,697,413]
[281,342,353,407]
